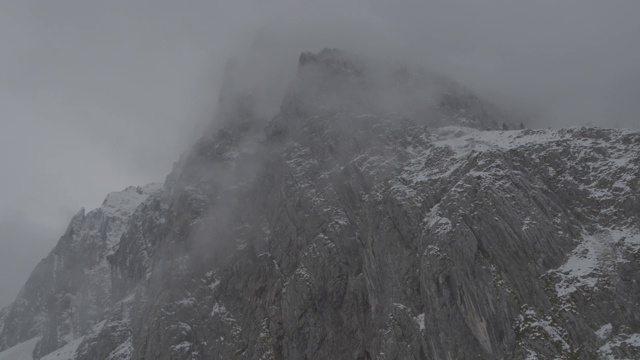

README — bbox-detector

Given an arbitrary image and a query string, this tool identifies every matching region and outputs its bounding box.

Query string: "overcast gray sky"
[0,0,638,308]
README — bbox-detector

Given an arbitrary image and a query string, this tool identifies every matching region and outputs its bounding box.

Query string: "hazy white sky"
[0,0,638,307]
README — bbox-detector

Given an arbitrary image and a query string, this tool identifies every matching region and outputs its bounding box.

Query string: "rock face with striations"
[0,49,639,359]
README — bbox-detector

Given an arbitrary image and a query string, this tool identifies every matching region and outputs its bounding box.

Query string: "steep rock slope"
[129,125,639,359]
[1,49,639,359]
[125,50,639,359]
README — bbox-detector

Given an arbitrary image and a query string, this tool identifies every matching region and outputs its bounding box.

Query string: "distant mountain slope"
[0,184,164,359]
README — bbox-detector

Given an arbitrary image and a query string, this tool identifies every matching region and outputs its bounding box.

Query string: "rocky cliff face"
[0,184,164,358]
[0,49,638,360]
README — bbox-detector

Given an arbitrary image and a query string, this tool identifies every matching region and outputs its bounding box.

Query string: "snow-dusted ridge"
[100,183,164,218]
[397,126,639,217]
[0,182,165,359]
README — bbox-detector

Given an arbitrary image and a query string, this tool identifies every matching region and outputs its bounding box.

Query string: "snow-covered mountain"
[1,49,639,359]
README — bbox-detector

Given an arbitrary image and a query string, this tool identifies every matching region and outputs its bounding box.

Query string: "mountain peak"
[100,183,164,218]
[298,48,364,76]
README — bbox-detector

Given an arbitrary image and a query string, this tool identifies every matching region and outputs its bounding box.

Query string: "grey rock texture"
[0,49,638,359]
[126,50,640,359]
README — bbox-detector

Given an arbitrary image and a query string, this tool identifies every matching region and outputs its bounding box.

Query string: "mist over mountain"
[0,46,638,359]
[1,1,640,359]
[2,2,639,314]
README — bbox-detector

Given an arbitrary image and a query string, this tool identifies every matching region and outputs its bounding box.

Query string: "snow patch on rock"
[0,337,40,360]
[599,333,640,360]
[551,228,640,297]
